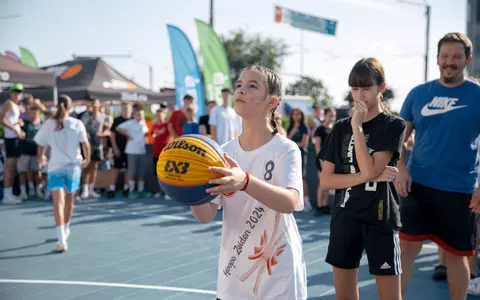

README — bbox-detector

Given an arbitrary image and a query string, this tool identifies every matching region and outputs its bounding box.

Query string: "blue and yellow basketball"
[156,134,228,206]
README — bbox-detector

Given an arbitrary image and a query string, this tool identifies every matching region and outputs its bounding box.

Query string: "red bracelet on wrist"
[240,172,250,191]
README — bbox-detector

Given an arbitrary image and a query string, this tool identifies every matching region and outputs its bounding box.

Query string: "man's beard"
[441,64,463,84]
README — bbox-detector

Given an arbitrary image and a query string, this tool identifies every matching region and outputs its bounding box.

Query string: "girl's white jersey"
[213,134,307,300]
[34,117,88,172]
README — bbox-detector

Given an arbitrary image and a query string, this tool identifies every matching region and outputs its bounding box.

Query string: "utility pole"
[209,0,214,28]
[398,0,431,82]
[425,5,431,82]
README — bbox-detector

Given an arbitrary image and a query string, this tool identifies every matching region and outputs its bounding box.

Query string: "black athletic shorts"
[113,152,128,169]
[91,148,104,162]
[326,208,402,276]
[399,181,475,256]
[4,138,20,158]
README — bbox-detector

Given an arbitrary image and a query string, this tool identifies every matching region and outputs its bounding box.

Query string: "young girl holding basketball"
[191,65,307,300]
[318,58,406,300]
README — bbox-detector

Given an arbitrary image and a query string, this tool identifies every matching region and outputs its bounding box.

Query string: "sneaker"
[2,196,23,205]
[28,189,36,197]
[469,277,480,295]
[432,265,447,280]
[313,207,323,217]
[128,192,138,200]
[303,197,312,212]
[36,189,45,200]
[153,192,162,198]
[55,242,68,253]
[19,192,28,200]
[122,189,129,197]
[164,194,172,201]
[138,191,150,198]
[80,191,89,199]
[106,190,116,199]
[65,228,71,241]
[89,190,101,199]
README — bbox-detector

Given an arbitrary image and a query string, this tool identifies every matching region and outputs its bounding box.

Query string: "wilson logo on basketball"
[163,140,207,157]
[164,160,190,175]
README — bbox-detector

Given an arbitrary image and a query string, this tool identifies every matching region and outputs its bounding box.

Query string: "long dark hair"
[287,108,306,133]
[55,95,72,130]
[241,65,283,135]
[348,57,390,114]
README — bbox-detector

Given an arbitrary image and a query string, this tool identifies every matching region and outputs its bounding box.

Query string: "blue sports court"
[0,197,476,299]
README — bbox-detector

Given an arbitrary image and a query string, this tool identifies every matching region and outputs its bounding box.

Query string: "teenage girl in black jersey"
[318,57,406,300]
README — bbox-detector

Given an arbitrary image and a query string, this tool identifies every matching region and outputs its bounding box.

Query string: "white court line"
[0,279,216,295]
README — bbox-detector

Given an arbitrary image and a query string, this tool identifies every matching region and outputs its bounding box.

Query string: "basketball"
[156,134,228,206]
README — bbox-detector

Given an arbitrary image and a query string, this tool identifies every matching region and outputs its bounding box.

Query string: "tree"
[286,76,333,107]
[344,87,396,106]
[222,29,289,80]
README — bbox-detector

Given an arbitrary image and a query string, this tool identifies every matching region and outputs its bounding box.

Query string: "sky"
[0,0,468,112]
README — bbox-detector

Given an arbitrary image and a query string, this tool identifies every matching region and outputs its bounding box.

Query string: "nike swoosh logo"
[420,104,467,116]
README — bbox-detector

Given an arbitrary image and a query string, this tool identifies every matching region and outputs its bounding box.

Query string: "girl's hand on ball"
[206,153,247,195]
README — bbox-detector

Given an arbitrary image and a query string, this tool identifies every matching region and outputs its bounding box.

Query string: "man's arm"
[394,121,414,197]
[168,122,178,138]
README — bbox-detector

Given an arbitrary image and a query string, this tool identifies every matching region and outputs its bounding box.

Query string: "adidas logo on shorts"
[380,262,391,270]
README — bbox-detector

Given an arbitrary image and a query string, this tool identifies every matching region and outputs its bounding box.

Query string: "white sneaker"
[36,190,45,200]
[303,196,312,212]
[81,191,89,199]
[55,242,68,253]
[19,192,28,200]
[89,190,101,198]
[65,228,71,241]
[3,196,23,205]
[468,277,480,295]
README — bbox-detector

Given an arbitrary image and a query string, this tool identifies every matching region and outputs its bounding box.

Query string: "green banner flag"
[195,19,232,104]
[19,47,38,68]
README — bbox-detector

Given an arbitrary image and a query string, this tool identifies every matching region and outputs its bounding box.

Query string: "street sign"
[274,5,337,36]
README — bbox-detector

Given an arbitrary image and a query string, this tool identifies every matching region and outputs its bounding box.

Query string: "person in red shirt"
[168,94,194,137]
[152,105,172,197]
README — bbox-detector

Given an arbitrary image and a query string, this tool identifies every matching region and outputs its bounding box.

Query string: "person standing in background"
[79,99,105,199]
[17,105,44,200]
[152,106,171,198]
[313,107,336,216]
[116,109,149,199]
[210,88,242,145]
[1,83,26,205]
[199,100,216,138]
[183,107,200,135]
[168,95,194,138]
[107,102,132,199]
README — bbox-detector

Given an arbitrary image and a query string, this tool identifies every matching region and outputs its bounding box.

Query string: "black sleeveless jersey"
[318,113,406,230]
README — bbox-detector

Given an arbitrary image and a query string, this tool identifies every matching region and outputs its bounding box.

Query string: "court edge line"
[0,279,217,295]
